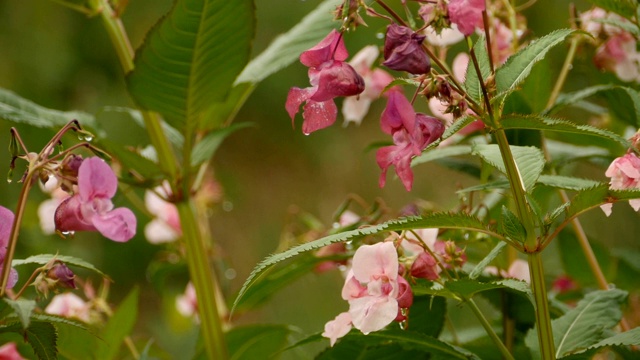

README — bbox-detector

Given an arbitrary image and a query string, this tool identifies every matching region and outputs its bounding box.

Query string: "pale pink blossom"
[0,342,25,360]
[45,293,91,322]
[286,30,365,134]
[144,184,181,244]
[176,282,198,318]
[54,157,136,242]
[0,206,19,289]
[580,7,609,37]
[491,20,514,65]
[602,153,640,215]
[38,177,69,235]
[342,46,395,126]
[322,312,353,346]
[423,25,464,47]
[447,0,485,36]
[594,32,640,82]
[485,259,530,283]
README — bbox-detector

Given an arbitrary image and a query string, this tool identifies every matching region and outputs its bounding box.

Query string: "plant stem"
[466,297,515,360]
[545,36,579,111]
[529,252,555,360]
[93,1,227,358]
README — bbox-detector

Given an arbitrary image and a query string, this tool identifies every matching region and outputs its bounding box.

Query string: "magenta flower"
[382,24,430,74]
[377,92,445,191]
[54,157,136,242]
[286,30,365,134]
[601,152,640,215]
[447,0,485,36]
[0,206,19,289]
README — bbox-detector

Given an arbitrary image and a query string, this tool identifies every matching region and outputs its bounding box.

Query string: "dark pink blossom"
[377,92,445,191]
[447,0,485,36]
[0,206,19,289]
[54,157,136,242]
[286,30,365,134]
[382,24,430,74]
[411,251,440,280]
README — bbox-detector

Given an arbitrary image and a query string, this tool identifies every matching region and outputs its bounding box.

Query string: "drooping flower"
[286,30,365,134]
[144,183,181,244]
[601,152,640,215]
[0,342,25,360]
[382,24,430,74]
[342,46,395,126]
[377,92,445,191]
[54,157,137,242]
[45,292,91,323]
[447,0,485,36]
[0,206,19,289]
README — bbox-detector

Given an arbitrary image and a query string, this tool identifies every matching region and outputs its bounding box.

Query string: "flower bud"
[411,251,440,280]
[382,24,431,74]
[310,61,365,102]
[47,262,76,289]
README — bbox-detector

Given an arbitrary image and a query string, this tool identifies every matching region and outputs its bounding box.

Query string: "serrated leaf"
[496,29,576,94]
[25,322,58,360]
[233,213,500,314]
[4,299,35,330]
[0,88,96,129]
[30,314,87,330]
[472,144,545,192]
[551,85,640,127]
[499,206,526,242]
[226,324,294,360]
[126,0,255,132]
[593,17,640,36]
[588,326,640,350]
[469,242,508,280]
[190,122,253,167]
[538,175,603,191]
[464,35,491,104]
[97,287,139,360]
[586,0,637,19]
[525,289,627,359]
[501,114,629,148]
[548,184,640,224]
[13,254,107,278]
[412,145,473,167]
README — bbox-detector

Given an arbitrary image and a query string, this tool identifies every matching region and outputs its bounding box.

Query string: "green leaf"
[501,114,629,148]
[472,144,545,192]
[464,36,491,104]
[548,184,640,224]
[30,313,87,330]
[457,180,510,193]
[13,254,107,278]
[537,175,602,191]
[499,206,526,243]
[587,326,640,350]
[525,289,628,359]
[233,213,500,314]
[408,296,447,337]
[551,85,640,127]
[0,87,96,129]
[95,139,165,187]
[585,0,638,19]
[101,106,184,147]
[412,145,473,167]
[226,324,294,360]
[593,17,640,36]
[413,278,533,306]
[56,321,98,360]
[25,322,58,360]
[126,0,255,132]
[97,287,139,360]
[496,29,576,95]
[469,242,508,280]
[190,122,253,167]
[4,299,36,330]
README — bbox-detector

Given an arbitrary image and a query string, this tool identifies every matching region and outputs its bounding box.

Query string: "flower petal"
[92,207,137,242]
[301,100,338,135]
[0,206,15,248]
[349,295,398,334]
[322,312,353,346]
[54,196,97,233]
[285,87,313,122]
[78,157,118,202]
[300,30,348,67]
[352,242,398,283]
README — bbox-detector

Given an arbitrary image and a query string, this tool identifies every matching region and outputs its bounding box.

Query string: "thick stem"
[177,200,227,360]
[466,298,515,360]
[529,253,556,360]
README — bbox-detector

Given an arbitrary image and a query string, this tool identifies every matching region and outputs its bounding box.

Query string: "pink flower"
[45,293,91,322]
[491,20,514,65]
[286,30,365,134]
[551,275,578,294]
[38,178,70,235]
[411,251,440,280]
[602,153,640,215]
[485,259,530,283]
[0,342,25,360]
[423,25,464,47]
[144,183,181,244]
[342,46,395,126]
[176,282,198,320]
[54,157,136,242]
[0,206,19,289]
[322,312,353,346]
[382,24,430,74]
[377,92,445,191]
[447,0,485,36]
[594,32,640,82]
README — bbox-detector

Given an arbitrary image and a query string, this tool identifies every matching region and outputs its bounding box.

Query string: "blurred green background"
[0,0,639,358]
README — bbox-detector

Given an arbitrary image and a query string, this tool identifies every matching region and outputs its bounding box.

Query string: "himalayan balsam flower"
[45,292,91,323]
[382,24,430,74]
[342,46,395,126]
[38,177,70,235]
[0,206,19,289]
[286,30,365,134]
[602,153,640,215]
[54,157,136,242]
[485,259,531,283]
[594,32,640,82]
[145,184,181,244]
[447,0,485,36]
[0,342,24,360]
[377,92,445,191]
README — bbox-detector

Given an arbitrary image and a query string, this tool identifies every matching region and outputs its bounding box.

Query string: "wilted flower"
[45,292,91,323]
[601,152,640,215]
[54,157,137,242]
[447,0,485,36]
[382,24,430,74]
[0,206,19,289]
[286,30,365,134]
[377,92,445,191]
[144,183,181,244]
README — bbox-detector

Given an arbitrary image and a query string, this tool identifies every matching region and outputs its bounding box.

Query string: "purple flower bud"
[382,24,430,74]
[48,262,76,289]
